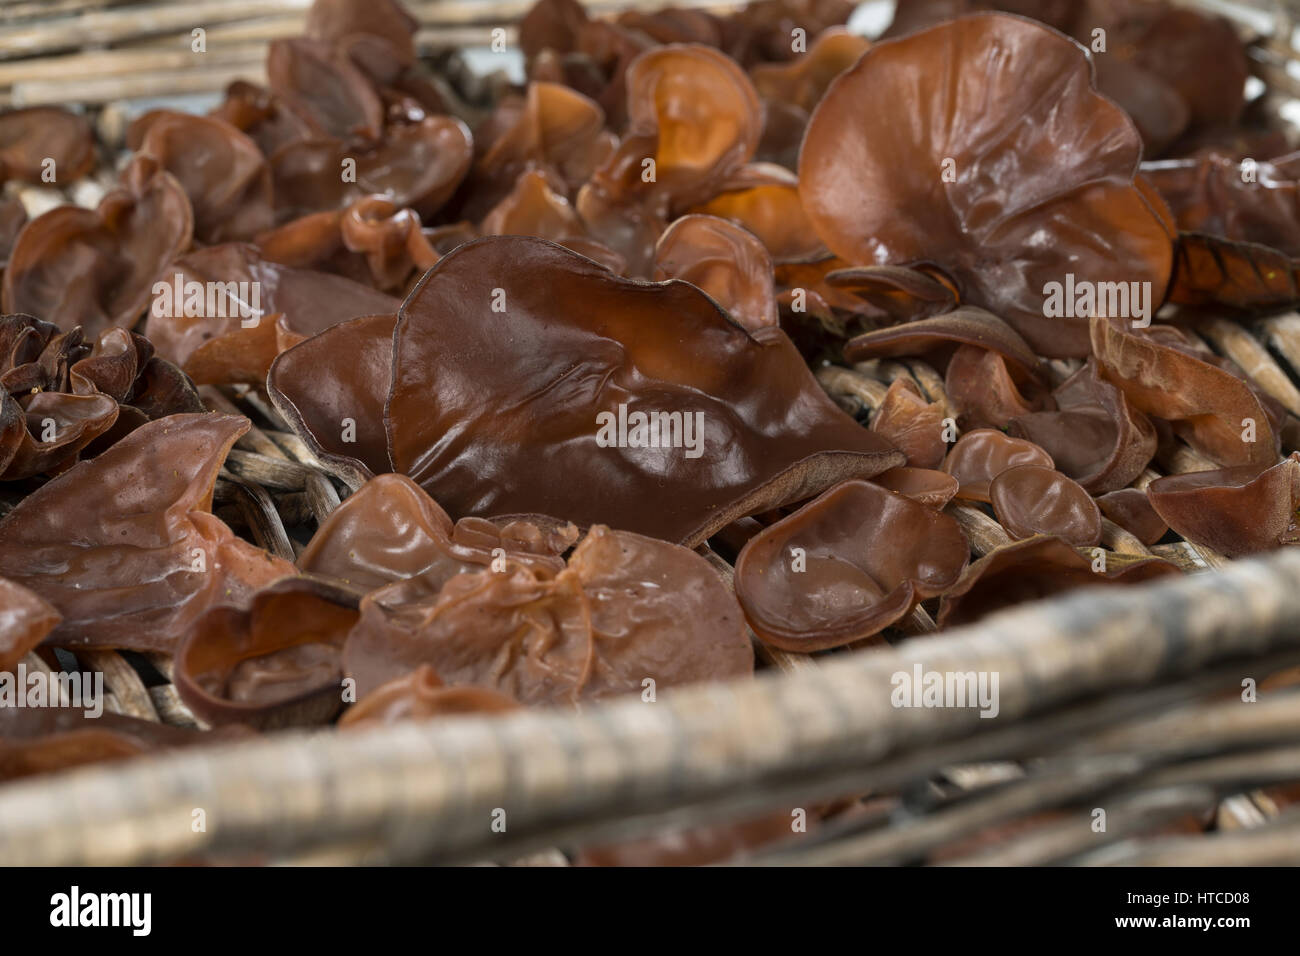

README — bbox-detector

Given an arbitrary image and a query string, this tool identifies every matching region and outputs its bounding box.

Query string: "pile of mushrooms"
[1,0,1299,864]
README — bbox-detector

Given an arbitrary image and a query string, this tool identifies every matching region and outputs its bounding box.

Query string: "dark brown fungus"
[127,110,274,244]
[941,428,1054,502]
[174,577,360,729]
[1143,152,1300,258]
[871,466,960,510]
[267,311,397,484]
[937,535,1181,628]
[0,414,296,651]
[653,214,777,332]
[988,464,1102,547]
[364,235,901,546]
[145,242,397,387]
[1090,313,1278,469]
[734,479,968,650]
[1147,454,1300,557]
[3,156,193,335]
[1007,358,1157,494]
[1097,487,1168,546]
[799,14,1172,358]
[0,314,201,480]
[869,378,947,470]
[749,27,869,113]
[343,524,753,701]
[296,473,570,592]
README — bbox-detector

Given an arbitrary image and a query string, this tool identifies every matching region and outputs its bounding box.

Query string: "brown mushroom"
[0,107,95,185]
[173,576,360,729]
[941,428,1054,502]
[799,14,1172,358]
[1097,487,1168,546]
[870,466,960,509]
[1147,453,1300,557]
[3,156,193,335]
[1007,357,1157,494]
[349,235,901,546]
[0,413,296,651]
[937,535,1181,628]
[868,377,947,470]
[338,664,520,727]
[1090,313,1278,469]
[296,472,570,592]
[0,577,60,674]
[988,464,1102,547]
[653,213,777,332]
[145,242,398,387]
[343,524,753,701]
[127,110,274,245]
[734,479,969,650]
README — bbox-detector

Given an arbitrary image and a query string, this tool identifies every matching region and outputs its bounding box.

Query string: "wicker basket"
[3,0,1300,867]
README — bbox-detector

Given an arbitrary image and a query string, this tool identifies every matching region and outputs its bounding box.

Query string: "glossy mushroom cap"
[1148,454,1300,557]
[799,13,1172,357]
[734,479,969,650]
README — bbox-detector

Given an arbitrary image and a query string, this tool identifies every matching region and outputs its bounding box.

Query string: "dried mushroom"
[1147,454,1300,557]
[734,479,969,650]
[799,14,1172,357]
[297,472,570,592]
[0,413,295,651]
[0,314,202,481]
[344,524,753,701]
[174,577,360,729]
[3,157,192,336]
[938,535,1181,628]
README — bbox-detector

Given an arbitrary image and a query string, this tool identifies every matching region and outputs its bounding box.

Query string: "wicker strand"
[3,547,1300,865]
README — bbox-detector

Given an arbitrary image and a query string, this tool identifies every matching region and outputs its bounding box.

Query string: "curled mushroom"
[0,413,296,651]
[174,577,360,729]
[145,242,398,387]
[1007,358,1157,494]
[799,14,1172,357]
[868,377,947,470]
[1147,454,1300,557]
[578,43,763,270]
[127,110,274,244]
[653,214,777,332]
[1097,487,1168,546]
[1165,232,1300,313]
[871,466,959,509]
[734,479,969,650]
[0,315,202,480]
[844,307,1051,429]
[989,464,1102,548]
[937,535,1181,628]
[750,27,868,113]
[1090,313,1278,469]
[3,156,193,335]
[343,524,753,701]
[295,235,901,546]
[942,428,1054,502]
[297,473,570,592]
[689,165,823,261]
[1143,152,1300,258]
